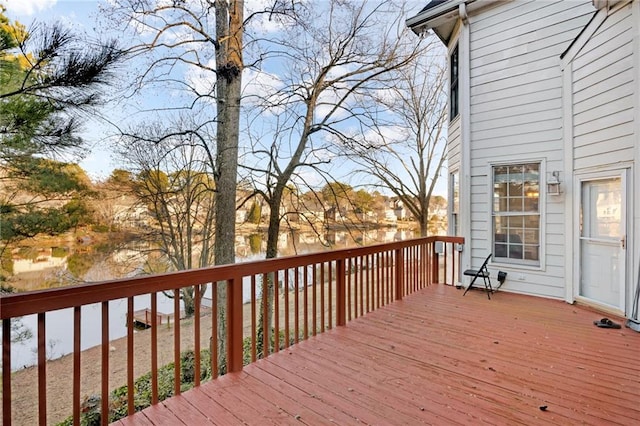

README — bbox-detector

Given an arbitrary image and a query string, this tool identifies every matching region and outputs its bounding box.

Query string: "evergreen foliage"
[0,6,122,248]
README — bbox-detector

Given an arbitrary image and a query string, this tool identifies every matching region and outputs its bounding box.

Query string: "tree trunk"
[214,0,244,373]
[258,185,283,354]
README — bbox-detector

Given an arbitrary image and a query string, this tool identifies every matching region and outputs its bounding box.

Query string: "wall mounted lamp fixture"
[547,171,561,195]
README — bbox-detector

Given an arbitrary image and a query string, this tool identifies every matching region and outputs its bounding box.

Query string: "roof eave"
[406,0,466,36]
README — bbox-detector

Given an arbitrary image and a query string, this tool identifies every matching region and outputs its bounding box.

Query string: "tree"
[0,6,122,254]
[116,123,216,316]
[246,201,261,224]
[104,0,298,370]
[344,46,448,236]
[242,0,428,348]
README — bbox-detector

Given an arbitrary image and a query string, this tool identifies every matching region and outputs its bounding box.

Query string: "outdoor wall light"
[547,171,561,195]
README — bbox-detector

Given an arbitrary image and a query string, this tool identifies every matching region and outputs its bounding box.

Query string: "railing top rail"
[0,236,463,319]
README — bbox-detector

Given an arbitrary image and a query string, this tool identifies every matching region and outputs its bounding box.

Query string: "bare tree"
[344,48,448,236]
[241,0,429,346]
[104,0,299,370]
[115,121,216,316]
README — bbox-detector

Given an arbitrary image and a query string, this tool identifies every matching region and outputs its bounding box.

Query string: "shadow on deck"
[116,284,640,425]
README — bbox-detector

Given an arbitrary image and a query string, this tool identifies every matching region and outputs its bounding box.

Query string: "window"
[492,163,540,265]
[449,44,459,120]
[450,171,460,236]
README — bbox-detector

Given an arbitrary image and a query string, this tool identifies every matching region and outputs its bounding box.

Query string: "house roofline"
[405,0,467,35]
[406,0,468,35]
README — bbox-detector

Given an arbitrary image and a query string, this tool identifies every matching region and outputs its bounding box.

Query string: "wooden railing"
[1,236,464,425]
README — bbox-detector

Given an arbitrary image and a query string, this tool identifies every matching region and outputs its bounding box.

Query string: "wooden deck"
[116,283,640,425]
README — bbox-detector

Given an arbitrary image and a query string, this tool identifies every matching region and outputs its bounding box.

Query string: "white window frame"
[491,161,544,268]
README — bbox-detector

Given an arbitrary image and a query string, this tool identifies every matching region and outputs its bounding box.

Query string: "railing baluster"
[320,262,325,333]
[347,258,352,321]
[294,267,299,344]
[274,271,280,352]
[101,302,109,426]
[410,246,414,293]
[366,255,371,313]
[194,285,201,387]
[2,318,11,425]
[303,266,309,340]
[38,312,46,426]
[390,250,395,301]
[211,282,218,379]
[262,273,269,357]
[251,275,256,362]
[126,298,134,417]
[312,264,317,336]
[173,289,180,396]
[352,257,357,319]
[352,257,358,319]
[151,293,158,404]
[328,261,333,329]
[284,269,290,348]
[359,256,364,317]
[376,253,381,309]
[336,258,346,327]
[74,306,82,425]
[395,248,404,301]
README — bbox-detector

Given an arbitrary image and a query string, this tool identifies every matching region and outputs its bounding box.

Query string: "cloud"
[243,68,284,100]
[1,0,57,16]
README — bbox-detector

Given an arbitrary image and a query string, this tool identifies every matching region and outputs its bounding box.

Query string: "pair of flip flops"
[593,318,621,329]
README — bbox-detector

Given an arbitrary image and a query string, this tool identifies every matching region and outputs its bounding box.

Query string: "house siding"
[466,0,594,298]
[572,3,635,171]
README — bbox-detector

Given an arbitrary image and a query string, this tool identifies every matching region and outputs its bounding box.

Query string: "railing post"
[395,248,404,301]
[227,276,243,373]
[336,259,346,326]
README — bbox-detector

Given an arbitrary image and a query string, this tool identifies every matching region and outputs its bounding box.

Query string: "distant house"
[408,0,640,319]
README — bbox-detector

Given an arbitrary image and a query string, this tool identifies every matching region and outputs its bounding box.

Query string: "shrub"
[56,349,212,425]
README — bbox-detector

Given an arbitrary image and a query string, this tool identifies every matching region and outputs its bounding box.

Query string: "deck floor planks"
[345,299,638,423]
[171,387,244,426]
[113,284,640,425]
[211,371,302,425]
[159,395,216,425]
[255,353,415,425]
[294,330,546,425]
[126,402,186,425]
[367,295,638,392]
[305,326,552,425]
[243,362,364,425]
[261,342,437,425]
[336,317,600,424]
[287,338,495,424]
[250,358,382,425]
[196,374,279,425]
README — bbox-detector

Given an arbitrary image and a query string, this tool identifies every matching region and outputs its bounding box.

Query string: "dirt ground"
[2,289,326,426]
[3,311,218,426]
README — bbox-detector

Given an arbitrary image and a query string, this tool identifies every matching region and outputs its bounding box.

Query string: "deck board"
[114,284,640,425]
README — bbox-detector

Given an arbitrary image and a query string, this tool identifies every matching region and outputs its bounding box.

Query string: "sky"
[3,0,127,178]
[2,0,448,195]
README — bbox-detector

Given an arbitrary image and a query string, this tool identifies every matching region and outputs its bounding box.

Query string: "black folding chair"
[463,254,493,299]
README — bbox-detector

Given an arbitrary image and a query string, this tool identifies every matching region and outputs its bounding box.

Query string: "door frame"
[573,167,630,315]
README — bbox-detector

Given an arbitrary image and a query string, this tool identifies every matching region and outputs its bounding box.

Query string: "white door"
[579,173,626,311]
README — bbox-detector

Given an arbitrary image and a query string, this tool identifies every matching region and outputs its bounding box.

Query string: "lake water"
[4,228,416,370]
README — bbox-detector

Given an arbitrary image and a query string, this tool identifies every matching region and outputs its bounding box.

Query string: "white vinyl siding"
[571,4,635,171]
[465,0,594,298]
